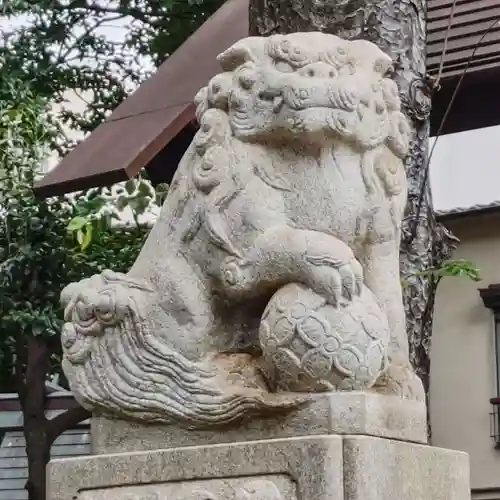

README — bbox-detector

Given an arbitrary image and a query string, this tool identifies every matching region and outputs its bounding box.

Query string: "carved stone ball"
[259,283,391,393]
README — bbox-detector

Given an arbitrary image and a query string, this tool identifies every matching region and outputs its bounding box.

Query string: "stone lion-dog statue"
[60,32,424,428]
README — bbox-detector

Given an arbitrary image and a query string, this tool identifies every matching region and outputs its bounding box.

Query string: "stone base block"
[91,391,427,454]
[343,436,470,500]
[48,435,470,500]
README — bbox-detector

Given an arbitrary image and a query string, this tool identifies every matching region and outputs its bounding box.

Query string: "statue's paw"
[404,369,426,402]
[220,257,252,292]
[304,254,363,305]
[62,279,131,335]
[374,363,425,402]
[61,321,94,364]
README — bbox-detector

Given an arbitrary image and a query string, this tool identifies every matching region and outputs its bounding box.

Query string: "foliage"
[1,0,224,154]
[401,259,481,290]
[0,76,149,389]
[1,0,212,247]
[0,73,150,500]
[417,259,481,282]
[66,176,167,250]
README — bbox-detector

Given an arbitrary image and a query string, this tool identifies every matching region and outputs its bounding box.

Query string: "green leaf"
[0,0,217,396]
[437,259,481,282]
[138,179,152,196]
[76,229,85,246]
[125,179,136,195]
[404,259,481,284]
[116,195,129,211]
[67,216,87,232]
[32,324,44,336]
[80,224,93,250]
[155,183,169,194]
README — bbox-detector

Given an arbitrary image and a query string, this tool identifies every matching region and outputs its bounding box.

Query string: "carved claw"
[374,363,425,402]
[305,254,364,306]
[350,257,364,296]
[220,257,252,292]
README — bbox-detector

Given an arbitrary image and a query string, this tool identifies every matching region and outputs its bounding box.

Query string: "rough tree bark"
[16,335,91,500]
[249,0,457,436]
[22,337,51,500]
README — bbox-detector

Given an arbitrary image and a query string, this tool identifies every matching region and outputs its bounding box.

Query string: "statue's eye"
[274,60,294,73]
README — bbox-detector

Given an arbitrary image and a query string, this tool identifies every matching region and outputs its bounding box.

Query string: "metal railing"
[489,397,500,448]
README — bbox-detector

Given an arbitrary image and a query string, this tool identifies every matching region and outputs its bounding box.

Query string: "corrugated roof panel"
[4,428,89,438]
[0,458,28,469]
[427,0,500,76]
[2,429,90,449]
[0,470,27,480]
[428,0,498,22]
[0,430,91,453]
[53,432,90,447]
[0,479,26,491]
[0,489,28,500]
[0,428,91,500]
[0,444,90,459]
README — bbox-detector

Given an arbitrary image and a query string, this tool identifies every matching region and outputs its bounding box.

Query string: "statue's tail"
[61,272,303,428]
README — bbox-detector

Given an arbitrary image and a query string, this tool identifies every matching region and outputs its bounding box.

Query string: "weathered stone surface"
[48,436,344,500]
[343,436,470,500]
[91,392,427,454]
[79,476,296,500]
[48,435,470,500]
[59,32,422,429]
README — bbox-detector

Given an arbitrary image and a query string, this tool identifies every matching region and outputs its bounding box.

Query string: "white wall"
[431,214,500,496]
[430,125,500,213]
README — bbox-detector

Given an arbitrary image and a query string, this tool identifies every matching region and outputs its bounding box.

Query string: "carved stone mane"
[60,32,423,429]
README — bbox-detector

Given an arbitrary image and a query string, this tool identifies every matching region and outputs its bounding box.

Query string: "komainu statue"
[60,32,424,429]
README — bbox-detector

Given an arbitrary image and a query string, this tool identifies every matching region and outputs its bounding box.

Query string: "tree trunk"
[249,0,457,438]
[17,333,91,500]
[24,423,51,500]
[22,336,51,500]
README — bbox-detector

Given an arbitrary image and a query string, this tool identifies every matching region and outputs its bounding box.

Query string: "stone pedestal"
[47,394,471,500]
[48,434,470,500]
[90,392,428,454]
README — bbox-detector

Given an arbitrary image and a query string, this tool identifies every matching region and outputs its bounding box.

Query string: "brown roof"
[35,0,249,198]
[427,0,500,136]
[427,0,500,78]
[35,0,500,197]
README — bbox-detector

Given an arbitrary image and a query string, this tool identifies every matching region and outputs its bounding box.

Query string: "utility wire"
[434,0,458,91]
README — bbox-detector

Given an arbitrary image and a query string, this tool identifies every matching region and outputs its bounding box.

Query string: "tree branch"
[14,333,27,407]
[56,14,128,64]
[51,1,166,28]
[47,405,91,445]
